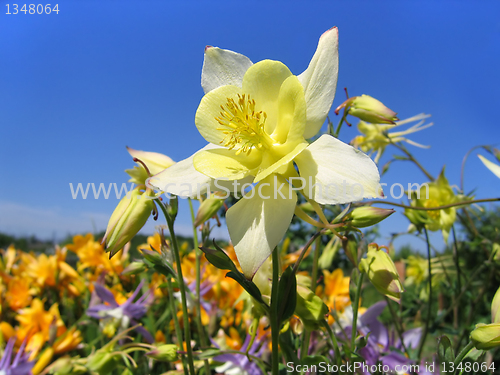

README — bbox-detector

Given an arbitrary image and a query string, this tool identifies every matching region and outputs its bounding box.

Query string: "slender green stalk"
[385,297,409,357]
[157,200,196,375]
[271,247,281,375]
[417,228,432,360]
[188,198,211,375]
[323,321,342,367]
[451,225,462,318]
[453,341,475,375]
[369,197,500,211]
[350,271,364,356]
[166,278,189,375]
[392,143,435,181]
[334,116,345,138]
[300,236,322,361]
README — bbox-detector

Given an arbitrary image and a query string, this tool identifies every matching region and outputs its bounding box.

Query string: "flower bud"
[492,285,500,323]
[121,261,147,276]
[470,323,500,350]
[359,243,404,303]
[343,95,399,124]
[86,351,120,374]
[126,147,175,176]
[146,344,179,362]
[295,285,329,330]
[194,193,225,227]
[51,358,87,375]
[345,206,395,228]
[103,188,154,257]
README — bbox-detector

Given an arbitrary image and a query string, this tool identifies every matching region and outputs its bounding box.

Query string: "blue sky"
[1,1,499,251]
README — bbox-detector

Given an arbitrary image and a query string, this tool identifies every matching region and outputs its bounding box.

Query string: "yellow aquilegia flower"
[151,28,381,278]
[352,113,433,163]
[405,170,458,242]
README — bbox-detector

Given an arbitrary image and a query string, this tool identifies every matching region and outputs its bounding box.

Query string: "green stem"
[451,225,462,314]
[271,247,281,375]
[350,271,364,356]
[157,200,196,375]
[453,341,475,374]
[369,197,500,211]
[323,321,342,367]
[392,143,435,181]
[188,198,211,375]
[300,236,322,361]
[385,296,409,357]
[166,278,189,375]
[333,116,345,138]
[417,228,432,360]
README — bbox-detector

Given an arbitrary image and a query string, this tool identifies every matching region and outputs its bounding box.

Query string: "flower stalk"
[156,199,196,375]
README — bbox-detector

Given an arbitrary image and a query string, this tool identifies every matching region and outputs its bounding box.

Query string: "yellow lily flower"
[151,28,381,278]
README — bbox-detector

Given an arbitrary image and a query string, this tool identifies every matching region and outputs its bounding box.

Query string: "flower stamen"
[216,94,270,155]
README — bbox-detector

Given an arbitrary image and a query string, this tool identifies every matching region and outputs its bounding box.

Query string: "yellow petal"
[254,141,308,183]
[196,85,241,146]
[242,60,292,135]
[271,75,306,145]
[193,148,262,180]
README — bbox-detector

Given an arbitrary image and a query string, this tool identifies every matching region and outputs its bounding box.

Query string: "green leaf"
[142,249,177,279]
[301,355,328,366]
[277,266,297,324]
[200,241,269,312]
[437,335,455,371]
[200,242,238,272]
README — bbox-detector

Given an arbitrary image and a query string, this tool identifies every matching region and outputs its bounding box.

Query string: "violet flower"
[213,332,269,375]
[87,279,154,343]
[356,301,422,374]
[0,338,34,375]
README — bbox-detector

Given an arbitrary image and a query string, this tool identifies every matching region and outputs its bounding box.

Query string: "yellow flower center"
[216,94,271,155]
[424,198,440,220]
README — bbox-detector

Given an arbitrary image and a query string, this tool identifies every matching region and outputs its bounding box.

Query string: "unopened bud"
[336,95,398,124]
[194,193,225,227]
[345,206,395,228]
[122,261,147,276]
[492,285,500,323]
[359,243,404,303]
[146,344,179,362]
[86,351,119,374]
[103,188,154,257]
[471,323,500,350]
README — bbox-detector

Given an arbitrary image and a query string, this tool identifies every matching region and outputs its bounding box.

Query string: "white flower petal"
[298,27,339,139]
[478,154,500,179]
[147,144,220,198]
[294,134,381,205]
[227,175,297,278]
[201,47,253,93]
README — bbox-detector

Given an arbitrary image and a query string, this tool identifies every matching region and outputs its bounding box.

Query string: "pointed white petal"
[298,27,339,139]
[294,134,382,205]
[227,175,297,278]
[147,144,220,198]
[201,47,253,93]
[478,154,500,179]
